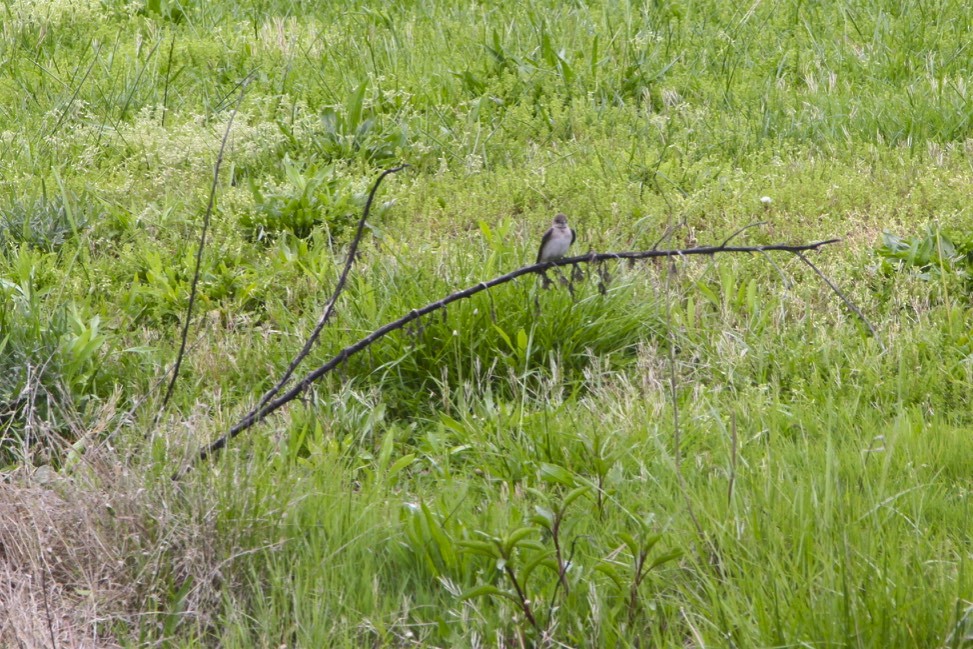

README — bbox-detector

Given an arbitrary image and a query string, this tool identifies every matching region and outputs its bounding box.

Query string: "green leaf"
[618,532,639,557]
[502,527,536,554]
[541,28,556,67]
[478,219,494,242]
[563,485,591,508]
[457,540,499,557]
[388,453,416,477]
[589,34,599,79]
[516,328,529,355]
[523,553,558,583]
[649,548,684,570]
[493,325,514,352]
[696,280,720,307]
[539,463,576,487]
[556,52,574,85]
[376,426,396,472]
[346,80,368,133]
[420,502,454,564]
[439,414,466,435]
[532,506,555,529]
[594,563,625,590]
[460,584,520,603]
[641,532,663,554]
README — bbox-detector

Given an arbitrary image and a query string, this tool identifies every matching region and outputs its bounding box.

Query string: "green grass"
[2,0,973,646]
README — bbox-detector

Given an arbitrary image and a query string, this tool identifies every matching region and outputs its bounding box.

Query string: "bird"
[536,213,576,264]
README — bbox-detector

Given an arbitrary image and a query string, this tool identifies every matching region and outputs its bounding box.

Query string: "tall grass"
[2,0,973,646]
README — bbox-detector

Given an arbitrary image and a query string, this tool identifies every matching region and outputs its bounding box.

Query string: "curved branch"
[794,251,885,351]
[159,73,255,414]
[718,221,767,249]
[175,237,844,476]
[251,165,408,415]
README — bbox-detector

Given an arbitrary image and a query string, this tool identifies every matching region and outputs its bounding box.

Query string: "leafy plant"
[242,158,367,241]
[0,250,106,466]
[59,307,106,396]
[0,183,88,253]
[317,81,409,163]
[141,0,189,23]
[877,224,973,282]
[595,522,684,624]
[458,527,549,631]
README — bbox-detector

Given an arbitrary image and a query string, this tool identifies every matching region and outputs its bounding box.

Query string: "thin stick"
[251,165,408,415]
[718,221,766,249]
[177,237,843,476]
[161,34,176,128]
[794,251,885,351]
[664,261,705,542]
[727,412,737,508]
[665,267,681,472]
[159,73,255,413]
[39,558,58,649]
[650,222,681,251]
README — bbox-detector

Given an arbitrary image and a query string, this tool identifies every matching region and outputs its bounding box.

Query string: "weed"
[3,0,973,645]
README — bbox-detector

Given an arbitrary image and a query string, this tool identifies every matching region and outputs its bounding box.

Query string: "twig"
[103,335,206,449]
[159,72,255,414]
[650,221,681,251]
[504,563,538,629]
[755,248,793,288]
[665,266,681,472]
[161,34,176,128]
[548,536,583,617]
[46,48,98,141]
[727,412,737,508]
[117,37,163,121]
[175,237,843,476]
[718,221,766,249]
[628,553,643,623]
[664,260,706,543]
[251,165,407,416]
[39,557,58,649]
[794,251,885,351]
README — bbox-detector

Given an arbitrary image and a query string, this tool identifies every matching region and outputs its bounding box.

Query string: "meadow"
[2,0,973,646]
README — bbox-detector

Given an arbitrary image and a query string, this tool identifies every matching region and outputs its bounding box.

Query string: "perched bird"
[536,213,576,264]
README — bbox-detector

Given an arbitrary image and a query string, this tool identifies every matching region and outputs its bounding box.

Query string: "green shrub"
[241,158,367,241]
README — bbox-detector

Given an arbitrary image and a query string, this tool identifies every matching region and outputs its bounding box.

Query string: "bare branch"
[161,34,177,128]
[159,73,255,414]
[718,221,767,249]
[175,237,844,476]
[794,251,885,352]
[650,221,681,251]
[251,165,408,415]
[664,263,706,544]
[727,412,737,508]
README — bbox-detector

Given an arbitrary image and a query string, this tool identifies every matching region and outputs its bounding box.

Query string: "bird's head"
[553,213,569,226]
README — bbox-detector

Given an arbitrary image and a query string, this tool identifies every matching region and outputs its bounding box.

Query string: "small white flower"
[760,196,773,205]
[453,330,459,336]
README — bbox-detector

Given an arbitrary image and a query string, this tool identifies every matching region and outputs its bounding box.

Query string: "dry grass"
[0,464,131,648]
[0,441,226,648]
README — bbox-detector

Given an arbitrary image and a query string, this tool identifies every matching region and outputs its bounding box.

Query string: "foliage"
[241,158,367,241]
[2,0,973,646]
[878,224,973,283]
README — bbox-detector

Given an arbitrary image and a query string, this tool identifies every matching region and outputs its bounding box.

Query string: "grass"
[2,0,973,646]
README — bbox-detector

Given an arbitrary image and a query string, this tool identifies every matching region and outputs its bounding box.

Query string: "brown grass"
[0,461,134,648]
[0,366,240,647]
[0,435,227,649]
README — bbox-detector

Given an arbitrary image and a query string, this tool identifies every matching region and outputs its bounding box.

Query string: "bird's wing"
[537,228,554,263]
[569,228,576,246]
